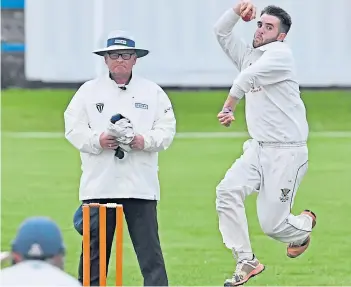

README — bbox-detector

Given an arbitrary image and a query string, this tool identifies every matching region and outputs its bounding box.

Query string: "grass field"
[1,89,351,286]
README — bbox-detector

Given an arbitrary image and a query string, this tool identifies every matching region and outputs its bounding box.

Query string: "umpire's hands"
[99,132,119,149]
[129,135,145,150]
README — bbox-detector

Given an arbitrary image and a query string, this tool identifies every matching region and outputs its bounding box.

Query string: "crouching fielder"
[213,1,316,286]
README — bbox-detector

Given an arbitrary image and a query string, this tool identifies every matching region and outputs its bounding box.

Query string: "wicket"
[82,203,124,286]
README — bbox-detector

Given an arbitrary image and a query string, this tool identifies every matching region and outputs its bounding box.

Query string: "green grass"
[1,89,351,286]
[2,89,351,132]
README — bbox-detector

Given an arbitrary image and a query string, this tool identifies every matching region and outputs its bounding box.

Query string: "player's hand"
[129,135,145,150]
[234,0,256,21]
[217,111,235,127]
[99,132,119,149]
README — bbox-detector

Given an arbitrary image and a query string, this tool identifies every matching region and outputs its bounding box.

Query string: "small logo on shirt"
[250,86,262,93]
[96,103,104,113]
[164,106,173,114]
[135,103,148,110]
[249,81,262,93]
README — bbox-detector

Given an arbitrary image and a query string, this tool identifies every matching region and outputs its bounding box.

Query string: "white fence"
[25,0,351,87]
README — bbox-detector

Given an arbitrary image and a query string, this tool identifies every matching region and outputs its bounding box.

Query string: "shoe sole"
[224,264,265,286]
[287,237,310,258]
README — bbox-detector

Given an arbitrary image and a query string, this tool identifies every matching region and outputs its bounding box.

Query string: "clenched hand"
[129,135,145,150]
[234,0,256,21]
[99,132,119,149]
[217,111,235,127]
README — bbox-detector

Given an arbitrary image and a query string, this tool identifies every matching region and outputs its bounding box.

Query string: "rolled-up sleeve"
[230,48,293,99]
[141,88,176,152]
[64,83,103,154]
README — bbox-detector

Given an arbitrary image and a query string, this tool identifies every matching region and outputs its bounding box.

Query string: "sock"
[233,249,254,262]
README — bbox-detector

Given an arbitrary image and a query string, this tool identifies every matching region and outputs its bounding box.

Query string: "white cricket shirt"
[0,260,81,286]
[64,73,176,201]
[214,9,309,142]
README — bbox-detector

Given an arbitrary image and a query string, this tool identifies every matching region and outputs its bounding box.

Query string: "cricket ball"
[241,9,253,22]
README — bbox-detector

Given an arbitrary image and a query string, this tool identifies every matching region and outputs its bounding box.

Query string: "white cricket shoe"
[224,256,265,286]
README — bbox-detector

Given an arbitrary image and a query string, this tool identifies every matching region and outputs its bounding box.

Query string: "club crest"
[280,188,291,202]
[96,103,104,113]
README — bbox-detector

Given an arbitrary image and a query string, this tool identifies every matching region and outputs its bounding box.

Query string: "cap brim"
[93,45,149,58]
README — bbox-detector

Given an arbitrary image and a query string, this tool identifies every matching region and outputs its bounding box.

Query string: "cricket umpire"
[64,30,176,286]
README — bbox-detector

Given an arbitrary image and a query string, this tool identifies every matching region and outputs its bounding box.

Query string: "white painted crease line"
[1,131,351,139]
[176,132,249,138]
[2,132,64,138]
[176,131,351,138]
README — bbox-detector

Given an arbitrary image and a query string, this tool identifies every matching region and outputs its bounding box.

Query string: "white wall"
[25,0,351,87]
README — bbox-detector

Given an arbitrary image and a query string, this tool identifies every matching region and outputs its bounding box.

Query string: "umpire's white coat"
[64,73,176,201]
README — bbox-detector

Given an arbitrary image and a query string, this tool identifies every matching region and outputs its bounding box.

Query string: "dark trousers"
[73,198,168,286]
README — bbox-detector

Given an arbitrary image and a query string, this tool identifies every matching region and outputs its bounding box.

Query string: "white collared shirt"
[214,9,309,142]
[0,260,81,286]
[64,73,176,201]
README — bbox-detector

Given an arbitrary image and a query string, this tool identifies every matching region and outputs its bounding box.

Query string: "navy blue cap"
[11,217,65,259]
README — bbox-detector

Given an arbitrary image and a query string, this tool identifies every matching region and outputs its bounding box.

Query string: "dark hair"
[261,5,292,34]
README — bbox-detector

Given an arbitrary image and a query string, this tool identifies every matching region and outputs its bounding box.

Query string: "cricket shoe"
[224,256,265,286]
[287,209,317,258]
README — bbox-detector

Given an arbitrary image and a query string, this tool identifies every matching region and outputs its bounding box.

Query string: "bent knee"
[216,181,253,199]
[259,216,286,238]
[260,224,277,238]
[215,183,250,211]
[216,188,231,212]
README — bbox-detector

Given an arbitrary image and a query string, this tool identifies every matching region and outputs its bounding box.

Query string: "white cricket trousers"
[216,139,313,258]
